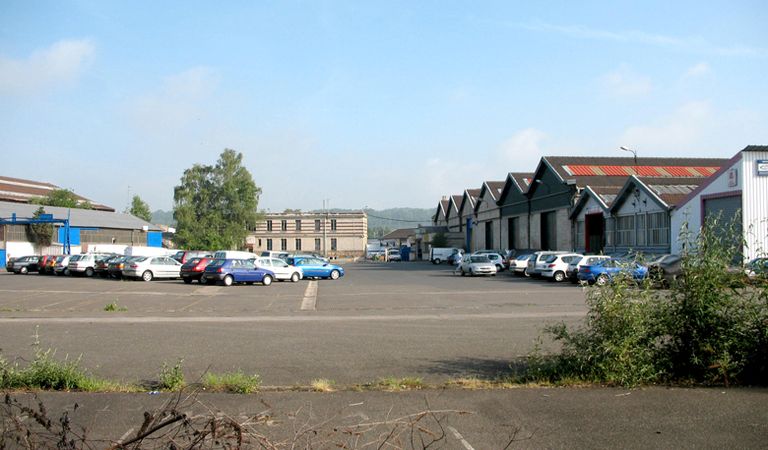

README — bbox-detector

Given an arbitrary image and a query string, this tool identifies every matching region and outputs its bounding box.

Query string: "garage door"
[703,195,742,260]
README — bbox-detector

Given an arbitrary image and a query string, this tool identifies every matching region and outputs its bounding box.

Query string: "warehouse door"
[485,221,493,249]
[585,213,605,253]
[540,211,557,250]
[704,194,742,261]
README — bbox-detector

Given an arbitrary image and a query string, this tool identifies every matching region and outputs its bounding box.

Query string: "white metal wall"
[742,150,768,260]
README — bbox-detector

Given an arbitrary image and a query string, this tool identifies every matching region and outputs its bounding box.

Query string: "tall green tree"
[27,207,53,247]
[128,195,153,222]
[32,189,92,209]
[173,149,261,250]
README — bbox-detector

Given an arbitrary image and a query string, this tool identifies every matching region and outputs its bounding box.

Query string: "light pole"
[620,146,638,175]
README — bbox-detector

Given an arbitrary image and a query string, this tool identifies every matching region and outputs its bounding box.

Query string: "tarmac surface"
[2,263,767,448]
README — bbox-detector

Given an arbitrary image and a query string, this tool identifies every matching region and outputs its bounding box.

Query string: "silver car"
[67,253,112,277]
[123,256,182,281]
[255,257,303,282]
[53,255,72,276]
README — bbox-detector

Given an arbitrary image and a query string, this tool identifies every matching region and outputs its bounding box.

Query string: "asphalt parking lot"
[0,262,586,385]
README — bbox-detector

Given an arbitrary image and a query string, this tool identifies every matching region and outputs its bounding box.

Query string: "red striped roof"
[563,165,719,177]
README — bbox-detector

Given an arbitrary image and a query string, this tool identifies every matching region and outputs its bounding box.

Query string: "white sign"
[728,168,738,187]
[757,160,768,176]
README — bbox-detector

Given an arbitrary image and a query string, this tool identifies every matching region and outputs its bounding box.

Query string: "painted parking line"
[447,426,475,450]
[300,281,318,311]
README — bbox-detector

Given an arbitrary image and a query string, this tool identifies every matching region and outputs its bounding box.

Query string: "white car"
[540,253,583,282]
[53,255,72,276]
[123,256,182,281]
[457,255,497,277]
[387,248,402,262]
[472,251,505,271]
[527,251,570,277]
[567,255,611,283]
[255,257,303,282]
[510,254,533,276]
[67,253,112,277]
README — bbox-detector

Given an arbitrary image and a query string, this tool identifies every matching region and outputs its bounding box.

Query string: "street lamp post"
[620,146,638,175]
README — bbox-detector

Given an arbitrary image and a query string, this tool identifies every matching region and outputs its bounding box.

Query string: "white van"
[213,250,257,260]
[430,247,460,265]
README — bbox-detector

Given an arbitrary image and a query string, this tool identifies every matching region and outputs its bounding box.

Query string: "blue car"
[201,258,275,286]
[287,256,344,280]
[577,258,648,286]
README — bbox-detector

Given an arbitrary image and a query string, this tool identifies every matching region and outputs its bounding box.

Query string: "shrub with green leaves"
[158,359,186,391]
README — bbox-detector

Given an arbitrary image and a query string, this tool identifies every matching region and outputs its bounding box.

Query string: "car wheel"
[182,277,192,284]
[141,270,153,282]
[20,267,28,275]
[85,267,94,277]
[433,258,441,265]
[290,272,300,283]
[596,274,609,286]
[330,269,340,280]
[554,271,565,282]
[523,268,530,277]
[262,274,273,286]
[223,275,234,287]
[64,268,70,276]
[496,264,502,272]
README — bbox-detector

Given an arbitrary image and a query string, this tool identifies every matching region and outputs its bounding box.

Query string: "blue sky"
[2,1,767,212]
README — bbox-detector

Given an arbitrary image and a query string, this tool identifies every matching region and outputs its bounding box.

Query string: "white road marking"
[0,311,583,324]
[300,281,318,311]
[448,426,475,450]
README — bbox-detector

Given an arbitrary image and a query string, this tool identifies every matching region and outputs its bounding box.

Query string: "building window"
[648,212,670,246]
[315,238,321,251]
[295,239,302,250]
[295,219,301,231]
[267,220,273,231]
[576,219,585,249]
[315,219,321,231]
[331,219,337,231]
[636,214,647,246]
[280,238,287,251]
[258,239,262,247]
[331,238,337,251]
[281,220,287,231]
[266,239,273,250]
[615,215,635,247]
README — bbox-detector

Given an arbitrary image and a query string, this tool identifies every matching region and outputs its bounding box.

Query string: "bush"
[202,371,260,394]
[158,360,186,391]
[534,214,768,387]
[0,349,112,391]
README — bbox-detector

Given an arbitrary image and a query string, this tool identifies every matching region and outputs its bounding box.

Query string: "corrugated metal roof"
[561,164,720,178]
[0,175,114,211]
[0,201,162,231]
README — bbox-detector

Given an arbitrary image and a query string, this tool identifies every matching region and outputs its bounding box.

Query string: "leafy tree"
[431,232,448,247]
[173,149,261,250]
[27,207,53,247]
[128,195,153,222]
[32,189,92,209]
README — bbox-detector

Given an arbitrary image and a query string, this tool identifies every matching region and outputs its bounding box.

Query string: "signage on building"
[727,168,738,187]
[757,160,768,176]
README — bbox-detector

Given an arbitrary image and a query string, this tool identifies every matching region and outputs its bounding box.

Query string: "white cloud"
[126,67,220,136]
[619,101,714,152]
[497,128,548,170]
[601,65,652,98]
[519,21,768,58]
[0,39,95,95]
[683,62,711,78]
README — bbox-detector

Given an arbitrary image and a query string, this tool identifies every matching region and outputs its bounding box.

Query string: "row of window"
[266,219,338,232]
[609,212,670,247]
[262,238,337,252]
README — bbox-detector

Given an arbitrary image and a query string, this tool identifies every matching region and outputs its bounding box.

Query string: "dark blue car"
[287,256,344,280]
[577,258,648,285]
[201,258,275,286]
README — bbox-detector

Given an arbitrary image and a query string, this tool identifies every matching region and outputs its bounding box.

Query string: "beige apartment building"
[246,211,367,258]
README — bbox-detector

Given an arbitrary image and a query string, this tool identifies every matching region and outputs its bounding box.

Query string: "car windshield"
[544,255,558,263]
[186,258,203,265]
[516,254,531,260]
[209,259,226,266]
[132,257,149,262]
[470,255,490,263]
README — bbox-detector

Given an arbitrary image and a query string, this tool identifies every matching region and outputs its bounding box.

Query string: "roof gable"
[498,172,534,206]
[459,189,481,217]
[445,195,463,220]
[473,181,505,213]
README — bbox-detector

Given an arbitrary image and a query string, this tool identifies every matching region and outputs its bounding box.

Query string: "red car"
[180,257,212,284]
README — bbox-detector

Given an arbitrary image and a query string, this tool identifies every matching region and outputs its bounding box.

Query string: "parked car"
[201,258,275,286]
[172,250,212,264]
[447,249,464,265]
[37,255,58,275]
[577,258,649,285]
[472,251,506,271]
[387,248,402,262]
[6,255,40,274]
[286,256,344,280]
[107,256,141,279]
[541,253,583,282]
[123,256,182,281]
[744,257,768,281]
[94,255,121,278]
[258,251,290,261]
[180,257,213,284]
[457,254,497,277]
[214,250,258,260]
[566,255,611,283]
[53,255,72,276]
[255,257,303,282]
[430,247,461,265]
[646,254,683,287]
[68,253,112,277]
[510,253,534,276]
[527,251,569,277]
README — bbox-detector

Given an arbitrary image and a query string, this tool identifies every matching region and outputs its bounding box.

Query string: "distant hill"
[151,207,434,238]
